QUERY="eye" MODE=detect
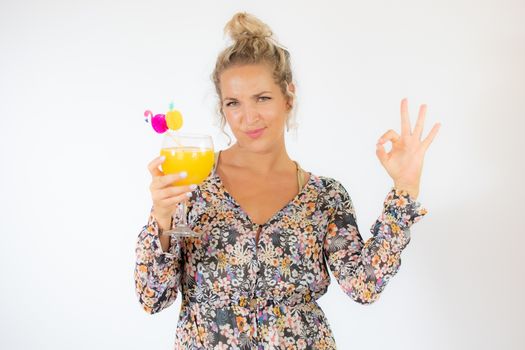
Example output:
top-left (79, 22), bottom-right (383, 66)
top-left (258, 96), bottom-right (271, 102)
top-left (225, 101), bottom-right (238, 107)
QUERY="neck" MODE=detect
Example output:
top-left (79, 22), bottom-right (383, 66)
top-left (227, 141), bottom-right (294, 176)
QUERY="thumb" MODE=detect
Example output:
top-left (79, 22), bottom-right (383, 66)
top-left (376, 142), bottom-right (388, 165)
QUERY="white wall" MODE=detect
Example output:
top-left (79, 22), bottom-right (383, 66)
top-left (1, 0), bottom-right (523, 349)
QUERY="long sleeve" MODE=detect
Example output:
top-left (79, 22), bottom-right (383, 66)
top-left (322, 179), bottom-right (428, 304)
top-left (134, 206), bottom-right (183, 314)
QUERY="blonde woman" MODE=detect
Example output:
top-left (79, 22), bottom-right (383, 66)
top-left (134, 12), bottom-right (440, 349)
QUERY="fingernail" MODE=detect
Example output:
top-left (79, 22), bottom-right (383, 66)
top-left (160, 156), bottom-right (165, 161)
top-left (186, 192), bottom-right (192, 197)
top-left (179, 171), bottom-right (187, 178)
top-left (189, 184), bottom-right (197, 190)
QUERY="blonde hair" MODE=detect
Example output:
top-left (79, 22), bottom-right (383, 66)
top-left (212, 12), bottom-right (297, 145)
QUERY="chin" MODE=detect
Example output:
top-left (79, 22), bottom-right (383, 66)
top-left (235, 137), bottom-right (280, 154)
top-left (237, 141), bottom-right (269, 153)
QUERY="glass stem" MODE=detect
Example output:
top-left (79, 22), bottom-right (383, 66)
top-left (176, 201), bottom-right (188, 227)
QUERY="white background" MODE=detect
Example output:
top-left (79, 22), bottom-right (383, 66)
top-left (1, 0), bottom-right (523, 349)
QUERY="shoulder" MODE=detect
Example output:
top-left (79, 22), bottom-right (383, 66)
top-left (311, 175), bottom-right (356, 219)
top-left (310, 174), bottom-right (353, 203)
top-left (313, 174), bottom-right (349, 192)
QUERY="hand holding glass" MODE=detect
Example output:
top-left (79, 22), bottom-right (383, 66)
top-left (159, 131), bottom-right (214, 237)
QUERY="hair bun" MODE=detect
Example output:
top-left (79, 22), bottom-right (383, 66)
top-left (224, 12), bottom-right (273, 42)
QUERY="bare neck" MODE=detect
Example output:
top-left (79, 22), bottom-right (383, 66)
top-left (223, 142), bottom-right (295, 176)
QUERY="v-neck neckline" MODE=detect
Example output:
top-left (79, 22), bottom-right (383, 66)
top-left (210, 150), bottom-right (315, 228)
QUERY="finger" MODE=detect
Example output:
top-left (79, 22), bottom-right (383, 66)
top-left (148, 156), bottom-right (166, 177)
top-left (421, 122), bottom-right (441, 152)
top-left (413, 104), bottom-right (427, 141)
top-left (400, 98), bottom-right (411, 137)
top-left (158, 192), bottom-right (191, 208)
top-left (155, 184), bottom-right (195, 201)
top-left (376, 129), bottom-right (400, 165)
top-left (376, 141), bottom-right (389, 165)
top-left (151, 172), bottom-right (189, 190)
top-left (377, 129), bottom-right (401, 146)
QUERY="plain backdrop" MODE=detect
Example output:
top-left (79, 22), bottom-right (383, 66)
top-left (1, 0), bottom-right (524, 349)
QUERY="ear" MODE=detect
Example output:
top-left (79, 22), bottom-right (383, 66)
top-left (286, 82), bottom-right (295, 109)
top-left (287, 82), bottom-right (295, 94)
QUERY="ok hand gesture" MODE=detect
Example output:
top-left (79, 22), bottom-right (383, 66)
top-left (376, 98), bottom-right (441, 200)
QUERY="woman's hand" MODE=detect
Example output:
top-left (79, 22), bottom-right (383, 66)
top-left (148, 156), bottom-right (195, 231)
top-left (375, 98), bottom-right (441, 200)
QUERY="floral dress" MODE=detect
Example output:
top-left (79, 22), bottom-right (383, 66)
top-left (134, 152), bottom-right (428, 349)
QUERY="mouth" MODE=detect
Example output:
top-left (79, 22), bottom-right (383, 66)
top-left (245, 127), bottom-right (266, 139)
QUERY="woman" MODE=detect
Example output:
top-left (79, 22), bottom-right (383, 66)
top-left (134, 12), bottom-right (440, 349)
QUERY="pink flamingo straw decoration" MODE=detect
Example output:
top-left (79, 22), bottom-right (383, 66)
top-left (144, 102), bottom-right (183, 134)
top-left (144, 110), bottom-right (168, 134)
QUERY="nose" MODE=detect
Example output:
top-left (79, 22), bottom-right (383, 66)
top-left (242, 103), bottom-right (260, 126)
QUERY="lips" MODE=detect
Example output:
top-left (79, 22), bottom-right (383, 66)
top-left (245, 127), bottom-right (266, 139)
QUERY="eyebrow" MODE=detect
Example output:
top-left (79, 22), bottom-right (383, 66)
top-left (223, 91), bottom-right (273, 101)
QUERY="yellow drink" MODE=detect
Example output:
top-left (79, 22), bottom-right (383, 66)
top-left (160, 146), bottom-right (214, 186)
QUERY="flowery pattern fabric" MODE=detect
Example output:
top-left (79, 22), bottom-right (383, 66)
top-left (134, 157), bottom-right (428, 349)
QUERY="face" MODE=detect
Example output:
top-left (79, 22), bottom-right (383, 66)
top-left (219, 63), bottom-right (294, 152)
